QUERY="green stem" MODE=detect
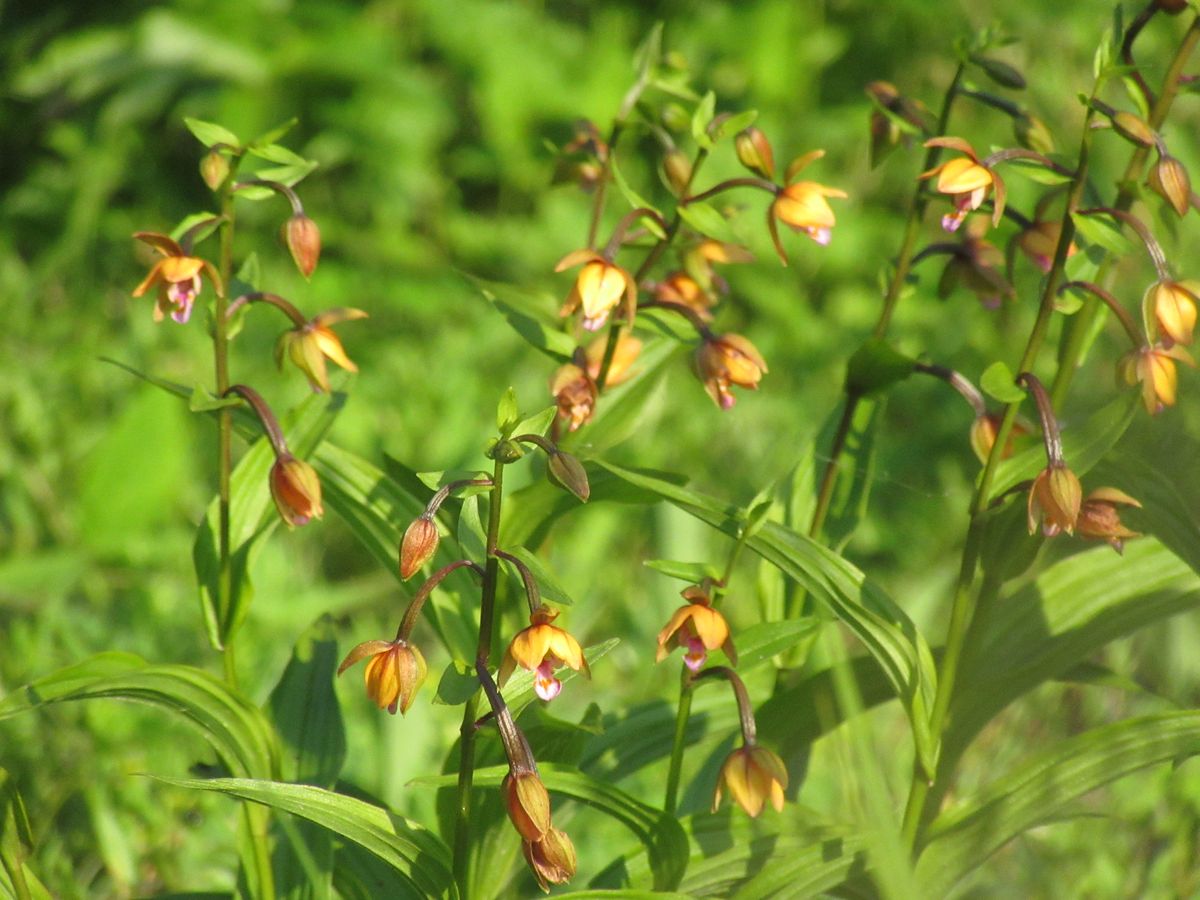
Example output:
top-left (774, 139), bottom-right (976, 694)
top-left (452, 457), bottom-right (507, 895)
top-left (804, 63), bottom-right (964, 551)
top-left (663, 667), bottom-right (694, 815)
top-left (902, 103), bottom-right (1097, 852)
top-left (1050, 16), bottom-right (1200, 407)
top-left (595, 147), bottom-right (709, 391)
top-left (215, 180), bottom-right (236, 674)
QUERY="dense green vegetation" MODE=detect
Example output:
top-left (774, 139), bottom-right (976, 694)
top-left (3, 1), bottom-right (1200, 897)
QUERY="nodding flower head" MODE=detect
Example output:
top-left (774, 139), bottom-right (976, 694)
top-left (337, 638), bottom-right (428, 715)
top-left (275, 308), bottom-right (368, 393)
top-left (131, 232), bottom-right (221, 324)
top-left (693, 334), bottom-right (768, 410)
top-left (498, 606), bottom-right (589, 702)
top-left (555, 250), bottom-right (637, 332)
top-left (1077, 487), bottom-right (1141, 553)
top-left (920, 138), bottom-right (1002, 233)
top-left (1027, 464), bottom-right (1082, 537)
top-left (656, 583), bottom-right (736, 671)
top-left (269, 453), bottom-right (324, 528)
top-left (1120, 343), bottom-right (1195, 415)
top-left (713, 744), bottom-right (788, 818)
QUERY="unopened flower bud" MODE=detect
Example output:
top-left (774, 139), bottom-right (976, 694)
top-left (200, 150), bottom-right (230, 191)
top-left (522, 826), bottom-right (576, 892)
top-left (694, 334), bottom-right (768, 409)
top-left (1146, 280), bottom-right (1199, 347)
top-left (1013, 112), bottom-right (1055, 154)
top-left (338, 638), bottom-right (427, 715)
top-left (270, 453), bottom-right (324, 528)
top-left (735, 127), bottom-right (775, 179)
top-left (1149, 153), bottom-right (1192, 218)
top-left (1157, 0), bottom-right (1189, 13)
top-left (663, 149), bottom-right (692, 195)
top-left (504, 771), bottom-right (552, 842)
top-left (969, 413), bottom-right (1028, 463)
top-left (1111, 111), bottom-right (1155, 148)
top-left (1027, 464), bottom-right (1082, 537)
top-left (661, 102), bottom-right (691, 133)
top-left (548, 450), bottom-right (589, 502)
top-left (399, 515), bottom-right (439, 580)
top-left (285, 213), bottom-right (321, 279)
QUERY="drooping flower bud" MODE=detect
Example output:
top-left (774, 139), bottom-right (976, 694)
top-left (969, 413), bottom-right (1029, 463)
top-left (1149, 153), bottom-right (1192, 218)
top-left (547, 450), bottom-right (590, 502)
top-left (399, 515), bottom-right (439, 580)
top-left (1111, 111), bottom-right (1155, 148)
top-left (693, 334), bottom-right (768, 409)
top-left (338, 638), bottom-right (428, 715)
top-left (504, 771), bottom-right (552, 842)
top-left (663, 149), bottom-right (692, 195)
top-left (200, 150), bottom-right (230, 191)
top-left (285, 213), bottom-right (321, 279)
top-left (1013, 112), bottom-right (1055, 154)
top-left (735, 127), bottom-right (775, 179)
top-left (270, 453), bottom-right (324, 527)
top-left (549, 363), bottom-right (597, 432)
top-left (522, 826), bottom-right (577, 892)
top-left (1027, 464), bottom-right (1082, 537)
top-left (1146, 280), bottom-right (1199, 347)
top-left (713, 744), bottom-right (788, 817)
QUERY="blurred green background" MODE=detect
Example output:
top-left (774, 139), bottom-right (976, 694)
top-left (3, 0), bottom-right (1200, 896)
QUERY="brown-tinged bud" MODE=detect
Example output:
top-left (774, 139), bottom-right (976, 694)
top-left (735, 127), bottom-right (775, 179)
top-left (399, 515), bottom-right (439, 580)
top-left (550, 363), bottom-right (597, 432)
top-left (969, 54), bottom-right (1027, 90)
top-left (1157, 0), bottom-right (1189, 13)
top-left (270, 453), bottom-right (323, 528)
top-left (1077, 487), bottom-right (1142, 553)
top-left (285, 213), bottom-right (321, 279)
top-left (522, 826), bottom-right (576, 892)
top-left (504, 771), bottom-right (552, 842)
top-left (663, 149), bottom-right (692, 195)
top-left (1149, 153), bottom-right (1192, 217)
top-left (1013, 112), bottom-right (1055, 154)
top-left (200, 150), bottom-right (230, 191)
top-left (1111, 112), bottom-right (1155, 148)
top-left (548, 450), bottom-right (589, 503)
top-left (969, 413), bottom-right (1028, 463)
top-left (338, 638), bottom-right (427, 715)
top-left (1027, 464), bottom-right (1082, 537)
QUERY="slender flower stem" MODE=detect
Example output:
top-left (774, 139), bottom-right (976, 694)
top-left (902, 101), bottom-right (1098, 852)
top-left (494, 549), bottom-right (542, 616)
top-left (1059, 281), bottom-right (1143, 347)
top-left (225, 291), bottom-right (307, 326)
top-left (602, 207), bottom-right (670, 259)
top-left (682, 176), bottom-right (778, 207)
top-left (397, 560), bottom-right (484, 642)
top-left (475, 659), bottom-right (535, 771)
top-left (214, 179), bottom-right (236, 680)
top-left (662, 667), bottom-right (694, 815)
top-left (913, 363), bottom-right (986, 417)
top-left (425, 478), bottom-right (494, 517)
top-left (639, 300), bottom-right (715, 339)
top-left (1076, 207), bottom-right (1170, 279)
top-left (802, 63), bottom-right (964, 558)
top-left (690, 666), bottom-right (757, 744)
top-left (595, 147), bottom-right (709, 391)
top-left (233, 179), bottom-right (304, 215)
top-left (224, 385), bottom-right (289, 456)
top-left (1050, 16), bottom-right (1200, 407)
top-left (1018, 373), bottom-right (1064, 465)
top-left (452, 456), bottom-right (507, 894)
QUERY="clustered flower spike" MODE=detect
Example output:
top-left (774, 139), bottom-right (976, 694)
top-left (337, 638), bottom-right (428, 715)
top-left (276, 307), bottom-right (369, 393)
top-left (713, 744), bottom-right (788, 818)
top-left (556, 249), bottom-right (637, 331)
top-left (499, 606), bottom-right (589, 701)
top-left (920, 138), bottom-right (1003, 233)
top-left (656, 583), bottom-right (736, 671)
top-left (693, 333), bottom-right (768, 409)
top-left (131, 232), bottom-right (223, 324)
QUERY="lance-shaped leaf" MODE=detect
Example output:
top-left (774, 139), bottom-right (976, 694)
top-left (918, 712), bottom-right (1200, 896)
top-left (594, 461), bottom-right (940, 778)
top-left (156, 777), bottom-right (454, 900)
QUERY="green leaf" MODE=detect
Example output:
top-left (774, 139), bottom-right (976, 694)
top-left (988, 390), bottom-right (1139, 501)
top-left (184, 117), bottom-right (240, 148)
top-left (709, 109), bottom-right (758, 143)
top-left (456, 495), bottom-right (487, 563)
top-left (979, 360), bottom-right (1025, 403)
top-left (676, 201), bottom-right (739, 245)
top-left (691, 91), bottom-right (717, 149)
top-left (0, 654), bottom-right (278, 779)
top-left (194, 390), bottom-right (345, 649)
top-left (843, 339), bottom-right (915, 396)
top-left (945, 538), bottom-right (1200, 768)
top-left (512, 405), bottom-right (557, 441)
top-left (170, 211), bottom-right (223, 245)
top-left (189, 385), bottom-right (242, 413)
top-left (415, 763), bottom-right (687, 891)
top-left (594, 462), bottom-right (940, 779)
top-left (246, 143), bottom-right (310, 167)
top-left (643, 560), bottom-right (721, 583)
top-left (1005, 156), bottom-right (1074, 186)
top-left (467, 273), bottom-right (576, 362)
top-left (821, 397), bottom-right (882, 552)
top-left (156, 777), bottom-right (454, 899)
top-left (433, 660), bottom-right (479, 706)
top-left (1071, 210), bottom-right (1136, 255)
top-left (266, 615), bottom-right (346, 787)
top-left (496, 387), bottom-right (519, 433)
top-left (609, 159), bottom-right (665, 238)
top-left (248, 117), bottom-right (299, 149)
top-left (918, 712), bottom-right (1200, 896)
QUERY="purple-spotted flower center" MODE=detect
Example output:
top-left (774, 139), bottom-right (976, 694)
top-left (682, 635), bottom-right (708, 671)
top-left (534, 660), bottom-right (563, 701)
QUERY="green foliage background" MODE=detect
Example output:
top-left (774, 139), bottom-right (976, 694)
top-left (3, 0), bottom-right (1200, 896)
